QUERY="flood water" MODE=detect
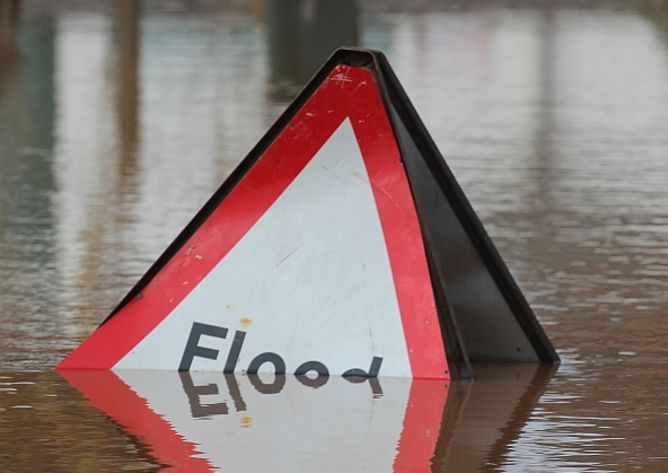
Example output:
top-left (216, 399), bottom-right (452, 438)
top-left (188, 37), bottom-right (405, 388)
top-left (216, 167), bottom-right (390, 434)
top-left (2, 0), bottom-right (668, 471)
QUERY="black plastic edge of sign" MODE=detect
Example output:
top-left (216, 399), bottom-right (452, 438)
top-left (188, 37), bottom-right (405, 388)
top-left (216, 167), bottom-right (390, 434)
top-left (370, 50), bottom-right (559, 365)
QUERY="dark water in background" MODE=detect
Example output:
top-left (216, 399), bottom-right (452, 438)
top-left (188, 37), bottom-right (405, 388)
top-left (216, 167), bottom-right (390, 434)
top-left (1, 0), bottom-right (668, 471)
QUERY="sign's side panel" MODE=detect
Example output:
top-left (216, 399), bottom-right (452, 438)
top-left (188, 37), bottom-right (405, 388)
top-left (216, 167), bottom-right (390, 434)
top-left (375, 53), bottom-right (558, 363)
top-left (388, 104), bottom-right (538, 362)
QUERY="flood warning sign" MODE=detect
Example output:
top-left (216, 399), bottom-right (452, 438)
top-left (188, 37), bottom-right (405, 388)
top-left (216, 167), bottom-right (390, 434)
top-left (57, 49), bottom-right (558, 379)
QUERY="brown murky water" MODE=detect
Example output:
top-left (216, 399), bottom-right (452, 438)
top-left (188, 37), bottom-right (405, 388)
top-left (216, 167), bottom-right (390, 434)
top-left (2, 0), bottom-right (668, 471)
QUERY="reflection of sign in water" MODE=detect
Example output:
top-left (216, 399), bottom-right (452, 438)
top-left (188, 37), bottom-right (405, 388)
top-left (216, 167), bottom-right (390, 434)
top-left (58, 49), bottom-right (558, 379)
top-left (62, 371), bottom-right (448, 472)
top-left (61, 365), bottom-right (555, 471)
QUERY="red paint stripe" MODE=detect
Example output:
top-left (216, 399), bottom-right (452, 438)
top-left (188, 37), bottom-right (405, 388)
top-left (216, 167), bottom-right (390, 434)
top-left (348, 69), bottom-right (447, 379)
top-left (393, 380), bottom-right (449, 472)
top-left (60, 370), bottom-right (214, 473)
top-left (57, 65), bottom-right (448, 379)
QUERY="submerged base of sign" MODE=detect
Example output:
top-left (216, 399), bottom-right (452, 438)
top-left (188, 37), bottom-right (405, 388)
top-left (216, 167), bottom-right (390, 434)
top-left (57, 48), bottom-right (558, 380)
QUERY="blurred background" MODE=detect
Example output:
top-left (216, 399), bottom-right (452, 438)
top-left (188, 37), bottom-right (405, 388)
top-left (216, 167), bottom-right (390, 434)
top-left (1, 0), bottom-right (668, 471)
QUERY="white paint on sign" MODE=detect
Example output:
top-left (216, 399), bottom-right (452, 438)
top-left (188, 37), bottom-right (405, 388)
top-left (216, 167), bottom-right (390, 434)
top-left (114, 119), bottom-right (411, 377)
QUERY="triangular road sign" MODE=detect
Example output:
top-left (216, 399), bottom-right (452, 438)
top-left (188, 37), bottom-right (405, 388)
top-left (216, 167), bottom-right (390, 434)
top-left (58, 48), bottom-right (558, 379)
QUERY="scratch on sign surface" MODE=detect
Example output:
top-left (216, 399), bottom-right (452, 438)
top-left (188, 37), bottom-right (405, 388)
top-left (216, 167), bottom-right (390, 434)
top-left (276, 247), bottom-right (299, 268)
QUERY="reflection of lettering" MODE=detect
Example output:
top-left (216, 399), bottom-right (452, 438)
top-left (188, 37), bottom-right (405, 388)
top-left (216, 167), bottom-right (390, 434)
top-left (248, 372), bottom-right (285, 394)
top-left (179, 322), bottom-right (384, 379)
top-left (343, 357), bottom-right (384, 398)
top-left (295, 361), bottom-right (329, 388)
top-left (224, 373), bottom-right (247, 412)
top-left (179, 371), bottom-right (386, 419)
top-left (179, 371), bottom-right (229, 417)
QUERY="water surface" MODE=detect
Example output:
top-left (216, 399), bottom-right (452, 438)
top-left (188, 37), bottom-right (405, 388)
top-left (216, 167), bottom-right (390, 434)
top-left (2, 0), bottom-right (668, 471)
